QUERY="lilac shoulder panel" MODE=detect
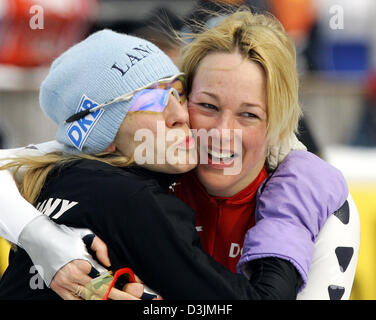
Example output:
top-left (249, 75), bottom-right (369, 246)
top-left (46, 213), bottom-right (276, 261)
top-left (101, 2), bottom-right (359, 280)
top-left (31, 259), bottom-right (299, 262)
top-left (238, 150), bottom-right (348, 290)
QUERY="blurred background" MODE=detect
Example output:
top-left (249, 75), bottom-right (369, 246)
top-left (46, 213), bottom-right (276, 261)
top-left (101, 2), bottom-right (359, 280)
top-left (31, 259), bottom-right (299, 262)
top-left (0, 0), bottom-right (375, 299)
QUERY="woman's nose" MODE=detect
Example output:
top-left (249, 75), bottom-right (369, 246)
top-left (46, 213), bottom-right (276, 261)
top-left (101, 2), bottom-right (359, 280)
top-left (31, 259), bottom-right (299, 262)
top-left (164, 95), bottom-right (189, 128)
top-left (216, 111), bottom-right (235, 131)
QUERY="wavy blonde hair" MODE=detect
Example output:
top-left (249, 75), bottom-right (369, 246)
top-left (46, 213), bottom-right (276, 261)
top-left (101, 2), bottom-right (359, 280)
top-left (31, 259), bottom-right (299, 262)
top-left (179, 7), bottom-right (302, 146)
top-left (1, 152), bottom-right (133, 206)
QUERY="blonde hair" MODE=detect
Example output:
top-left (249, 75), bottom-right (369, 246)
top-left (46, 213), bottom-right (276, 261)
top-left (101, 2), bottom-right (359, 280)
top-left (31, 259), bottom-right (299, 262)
top-left (1, 153), bottom-right (133, 206)
top-left (179, 7), bottom-right (302, 146)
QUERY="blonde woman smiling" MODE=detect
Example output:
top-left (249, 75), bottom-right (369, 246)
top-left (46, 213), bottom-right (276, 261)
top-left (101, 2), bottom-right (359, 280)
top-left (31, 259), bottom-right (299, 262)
top-left (0, 10), bottom-right (352, 299)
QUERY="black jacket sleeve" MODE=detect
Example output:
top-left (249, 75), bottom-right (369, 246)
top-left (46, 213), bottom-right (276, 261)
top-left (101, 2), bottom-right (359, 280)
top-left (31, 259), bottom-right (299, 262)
top-left (0, 161), bottom-right (301, 300)
top-left (242, 258), bottom-right (303, 299)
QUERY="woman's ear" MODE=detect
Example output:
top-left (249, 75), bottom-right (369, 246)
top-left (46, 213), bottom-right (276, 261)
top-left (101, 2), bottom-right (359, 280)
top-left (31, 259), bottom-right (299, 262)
top-left (105, 142), bottom-right (116, 153)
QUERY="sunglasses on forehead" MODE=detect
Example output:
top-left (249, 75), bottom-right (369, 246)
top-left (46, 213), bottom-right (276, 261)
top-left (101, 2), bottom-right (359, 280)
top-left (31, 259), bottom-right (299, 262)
top-left (64, 73), bottom-right (186, 124)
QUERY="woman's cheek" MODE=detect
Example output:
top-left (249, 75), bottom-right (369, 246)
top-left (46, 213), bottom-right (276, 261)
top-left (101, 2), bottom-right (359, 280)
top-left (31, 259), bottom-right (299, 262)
top-left (187, 107), bottom-right (204, 130)
top-left (242, 126), bottom-right (269, 159)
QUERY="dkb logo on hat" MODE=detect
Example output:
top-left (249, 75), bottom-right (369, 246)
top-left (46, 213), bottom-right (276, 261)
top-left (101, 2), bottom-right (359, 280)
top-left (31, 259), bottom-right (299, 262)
top-left (67, 95), bottom-right (104, 150)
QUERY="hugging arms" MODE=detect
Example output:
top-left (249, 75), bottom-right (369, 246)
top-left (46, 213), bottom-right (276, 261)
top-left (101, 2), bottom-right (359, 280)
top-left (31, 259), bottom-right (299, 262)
top-left (0, 8), bottom-right (357, 300)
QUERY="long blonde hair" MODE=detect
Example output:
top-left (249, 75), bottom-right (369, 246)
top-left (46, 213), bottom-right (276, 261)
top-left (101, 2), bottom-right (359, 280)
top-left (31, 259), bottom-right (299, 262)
top-left (1, 152), bottom-right (133, 206)
top-left (179, 7), bottom-right (302, 146)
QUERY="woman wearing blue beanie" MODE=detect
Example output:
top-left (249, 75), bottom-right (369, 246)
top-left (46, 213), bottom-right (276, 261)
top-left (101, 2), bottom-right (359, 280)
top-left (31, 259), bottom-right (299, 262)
top-left (0, 9), bottom-right (358, 300)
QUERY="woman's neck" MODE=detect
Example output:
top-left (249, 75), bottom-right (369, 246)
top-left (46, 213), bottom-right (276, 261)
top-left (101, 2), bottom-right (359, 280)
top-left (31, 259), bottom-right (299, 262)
top-left (203, 167), bottom-right (267, 198)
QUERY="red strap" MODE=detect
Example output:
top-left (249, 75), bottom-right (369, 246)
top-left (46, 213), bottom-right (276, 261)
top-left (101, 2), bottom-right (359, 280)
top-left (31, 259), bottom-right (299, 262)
top-left (103, 268), bottom-right (136, 300)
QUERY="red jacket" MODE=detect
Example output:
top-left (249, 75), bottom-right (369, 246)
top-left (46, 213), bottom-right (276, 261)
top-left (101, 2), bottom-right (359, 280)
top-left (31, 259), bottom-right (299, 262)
top-left (173, 168), bottom-right (268, 272)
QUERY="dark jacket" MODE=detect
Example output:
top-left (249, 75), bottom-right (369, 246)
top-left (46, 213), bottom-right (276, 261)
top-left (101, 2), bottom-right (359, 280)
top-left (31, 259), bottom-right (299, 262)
top-left (0, 159), bottom-right (301, 300)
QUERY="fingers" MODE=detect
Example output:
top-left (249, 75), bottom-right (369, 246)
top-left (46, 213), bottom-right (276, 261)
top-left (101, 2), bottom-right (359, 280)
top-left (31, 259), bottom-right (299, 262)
top-left (123, 283), bottom-right (144, 297)
top-left (71, 283), bottom-right (105, 300)
top-left (106, 287), bottom-right (140, 300)
top-left (90, 236), bottom-right (111, 267)
top-left (51, 261), bottom-right (109, 300)
top-left (50, 259), bottom-right (141, 300)
top-left (81, 233), bottom-right (111, 268)
top-left (123, 283), bottom-right (162, 300)
top-left (49, 258), bottom-right (157, 301)
top-left (50, 260), bottom-right (97, 300)
top-left (52, 285), bottom-right (83, 300)
top-left (84, 274), bottom-right (141, 300)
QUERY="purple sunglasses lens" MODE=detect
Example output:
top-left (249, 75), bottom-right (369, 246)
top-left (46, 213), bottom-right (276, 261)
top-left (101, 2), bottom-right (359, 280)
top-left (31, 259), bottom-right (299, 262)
top-left (128, 89), bottom-right (171, 113)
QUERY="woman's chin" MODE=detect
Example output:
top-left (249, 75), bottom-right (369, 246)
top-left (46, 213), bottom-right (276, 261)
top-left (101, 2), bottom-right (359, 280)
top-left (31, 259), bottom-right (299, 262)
top-left (196, 165), bottom-right (237, 196)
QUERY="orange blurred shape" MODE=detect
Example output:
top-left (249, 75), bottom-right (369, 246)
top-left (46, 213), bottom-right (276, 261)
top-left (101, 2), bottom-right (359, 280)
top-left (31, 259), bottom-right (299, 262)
top-left (269, 0), bottom-right (316, 38)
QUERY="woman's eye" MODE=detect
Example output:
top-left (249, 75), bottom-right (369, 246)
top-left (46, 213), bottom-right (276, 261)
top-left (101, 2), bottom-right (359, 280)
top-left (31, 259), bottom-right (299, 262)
top-left (200, 103), bottom-right (218, 111)
top-left (241, 112), bottom-right (258, 119)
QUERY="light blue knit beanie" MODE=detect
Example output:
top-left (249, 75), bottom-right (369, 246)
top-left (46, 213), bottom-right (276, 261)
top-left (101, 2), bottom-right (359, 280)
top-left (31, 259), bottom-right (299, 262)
top-left (39, 29), bottom-right (179, 154)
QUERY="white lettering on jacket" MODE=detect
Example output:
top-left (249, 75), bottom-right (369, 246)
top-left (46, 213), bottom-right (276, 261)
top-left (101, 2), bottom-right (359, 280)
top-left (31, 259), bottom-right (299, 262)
top-left (229, 242), bottom-right (243, 258)
top-left (36, 198), bottom-right (78, 220)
